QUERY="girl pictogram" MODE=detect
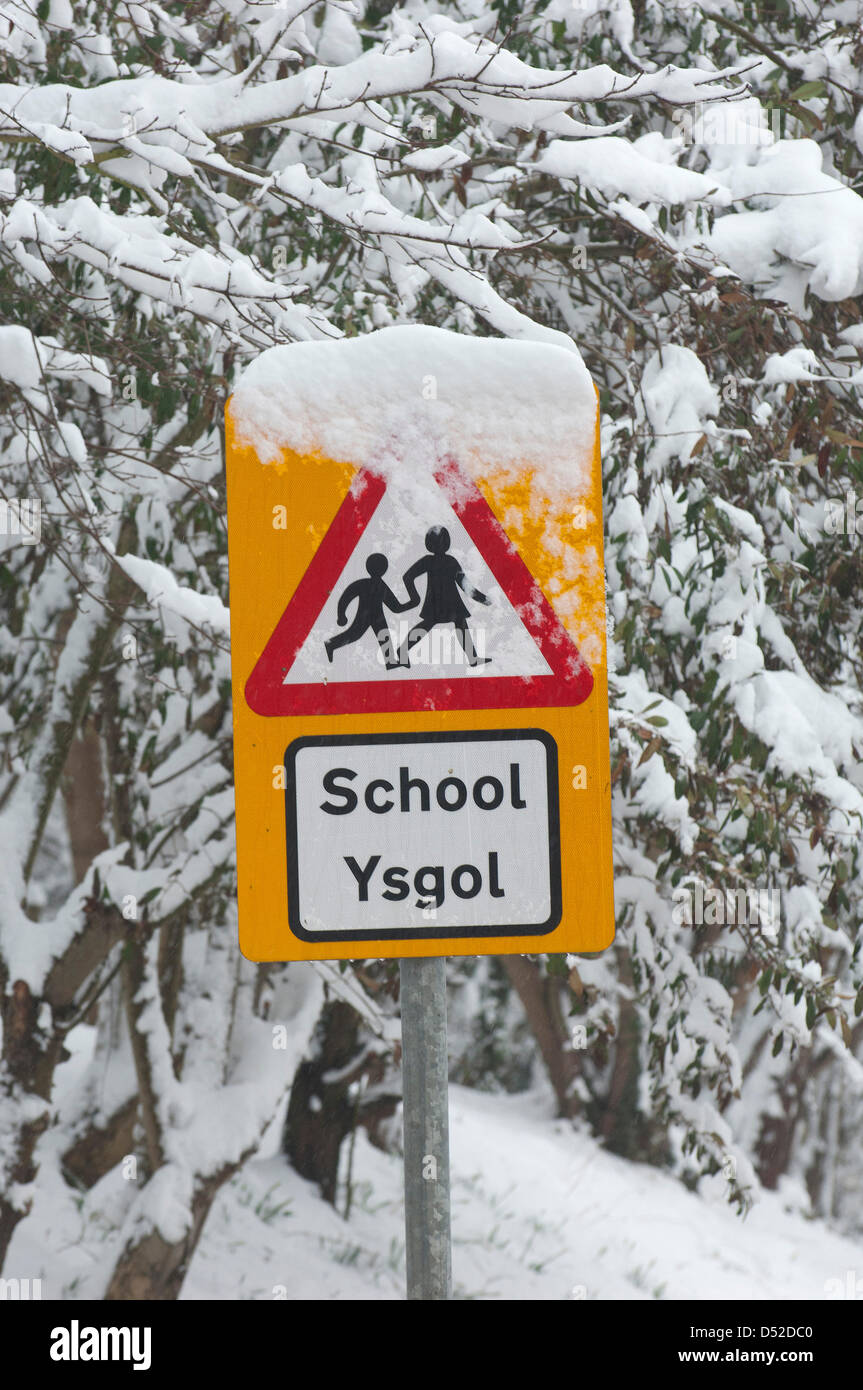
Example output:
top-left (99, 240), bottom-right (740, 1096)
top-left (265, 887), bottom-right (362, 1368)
top-left (397, 526), bottom-right (491, 668)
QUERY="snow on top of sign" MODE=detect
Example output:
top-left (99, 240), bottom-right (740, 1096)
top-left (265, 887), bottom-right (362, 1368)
top-left (228, 325), bottom-right (597, 498)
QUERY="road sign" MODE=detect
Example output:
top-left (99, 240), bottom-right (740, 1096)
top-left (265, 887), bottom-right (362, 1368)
top-left (226, 332), bottom-right (614, 961)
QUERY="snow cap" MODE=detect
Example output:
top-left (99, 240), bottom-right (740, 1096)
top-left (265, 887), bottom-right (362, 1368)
top-left (229, 324), bottom-right (597, 497)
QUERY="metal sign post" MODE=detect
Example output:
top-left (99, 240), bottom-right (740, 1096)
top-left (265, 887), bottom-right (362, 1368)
top-left (400, 956), bottom-right (452, 1300)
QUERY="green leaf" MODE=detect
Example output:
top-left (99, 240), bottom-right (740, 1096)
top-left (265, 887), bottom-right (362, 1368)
top-left (772, 1034), bottom-right (783, 1057)
top-left (789, 80), bottom-right (826, 100)
top-left (792, 105), bottom-right (822, 134)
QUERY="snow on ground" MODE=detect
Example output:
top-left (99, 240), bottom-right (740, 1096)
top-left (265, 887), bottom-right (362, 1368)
top-left (180, 1086), bottom-right (863, 1301)
top-left (9, 1079), bottom-right (861, 1300)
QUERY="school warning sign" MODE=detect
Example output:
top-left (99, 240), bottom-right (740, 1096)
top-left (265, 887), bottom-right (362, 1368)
top-left (225, 326), bottom-right (614, 963)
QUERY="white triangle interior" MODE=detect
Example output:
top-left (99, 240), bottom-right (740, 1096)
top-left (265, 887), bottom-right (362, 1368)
top-left (282, 477), bottom-right (553, 685)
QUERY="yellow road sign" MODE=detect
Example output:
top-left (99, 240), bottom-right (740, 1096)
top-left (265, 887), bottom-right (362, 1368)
top-left (226, 332), bottom-right (614, 961)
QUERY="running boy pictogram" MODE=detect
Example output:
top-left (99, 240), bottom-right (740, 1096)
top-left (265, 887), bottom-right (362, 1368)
top-left (324, 553), bottom-right (411, 671)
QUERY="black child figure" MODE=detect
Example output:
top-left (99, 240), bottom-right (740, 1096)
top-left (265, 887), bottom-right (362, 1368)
top-left (324, 553), bottom-right (411, 671)
top-left (398, 525), bottom-right (491, 668)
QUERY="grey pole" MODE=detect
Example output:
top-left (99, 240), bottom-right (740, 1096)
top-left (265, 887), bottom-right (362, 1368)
top-left (400, 955), bottom-right (452, 1300)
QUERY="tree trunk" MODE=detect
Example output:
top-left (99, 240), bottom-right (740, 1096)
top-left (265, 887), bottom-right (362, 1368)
top-left (61, 724), bottom-right (109, 885)
top-left (755, 1052), bottom-right (812, 1189)
top-left (503, 956), bottom-right (581, 1118)
top-left (283, 1000), bottom-right (364, 1203)
top-left (62, 1096), bottom-right (138, 1189)
top-left (0, 980), bottom-right (51, 1266)
top-left (104, 1165), bottom-right (238, 1301)
top-left (599, 994), bottom-right (642, 1158)
top-left (283, 998), bottom-right (398, 1203)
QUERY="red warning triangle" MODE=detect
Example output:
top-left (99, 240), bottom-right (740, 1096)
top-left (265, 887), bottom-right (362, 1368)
top-left (245, 461), bottom-right (594, 716)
